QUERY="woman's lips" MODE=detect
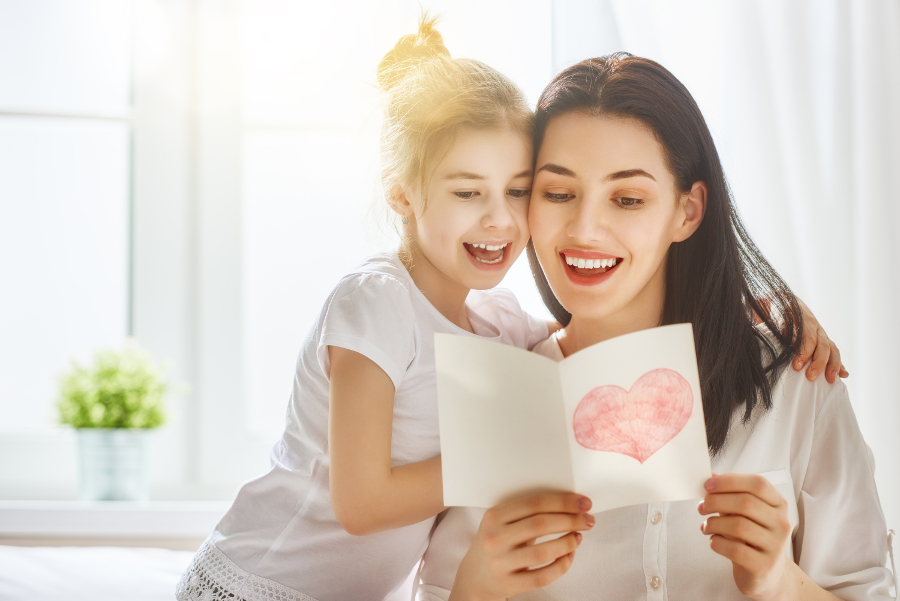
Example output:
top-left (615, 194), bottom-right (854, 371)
top-left (560, 251), bottom-right (621, 286)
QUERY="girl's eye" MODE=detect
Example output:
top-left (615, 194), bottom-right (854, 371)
top-left (614, 196), bottom-right (643, 208)
top-left (544, 192), bottom-right (574, 203)
top-left (507, 188), bottom-right (531, 198)
top-left (454, 191), bottom-right (479, 200)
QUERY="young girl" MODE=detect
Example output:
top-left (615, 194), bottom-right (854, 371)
top-left (177, 22), bottom-right (845, 601)
top-left (416, 55), bottom-right (892, 600)
top-left (175, 19), bottom-right (549, 601)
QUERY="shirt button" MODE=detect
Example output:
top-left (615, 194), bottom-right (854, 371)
top-left (650, 511), bottom-right (662, 524)
top-left (650, 576), bottom-right (661, 590)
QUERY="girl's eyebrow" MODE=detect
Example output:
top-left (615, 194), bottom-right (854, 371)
top-left (444, 171), bottom-right (485, 180)
top-left (443, 169), bottom-right (533, 180)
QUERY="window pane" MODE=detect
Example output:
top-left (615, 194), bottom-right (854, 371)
top-left (241, 0), bottom-right (401, 128)
top-left (241, 130), bottom-right (382, 436)
top-left (0, 0), bottom-right (131, 115)
top-left (0, 117), bottom-right (130, 431)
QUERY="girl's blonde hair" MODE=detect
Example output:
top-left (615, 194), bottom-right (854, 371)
top-left (377, 17), bottom-right (533, 208)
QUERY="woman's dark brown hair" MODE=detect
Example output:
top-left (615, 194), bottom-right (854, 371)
top-left (527, 53), bottom-right (802, 454)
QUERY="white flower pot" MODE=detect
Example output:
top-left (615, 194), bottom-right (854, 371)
top-left (77, 428), bottom-right (151, 501)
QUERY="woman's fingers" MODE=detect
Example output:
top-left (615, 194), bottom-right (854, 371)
top-left (510, 550), bottom-right (577, 593)
top-left (483, 493), bottom-right (591, 529)
top-left (506, 531), bottom-right (582, 572)
top-left (702, 474), bottom-right (784, 507)
top-left (503, 512), bottom-right (594, 548)
top-left (701, 515), bottom-right (782, 553)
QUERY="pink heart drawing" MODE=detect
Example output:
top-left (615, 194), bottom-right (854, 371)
top-left (573, 368), bottom-right (693, 464)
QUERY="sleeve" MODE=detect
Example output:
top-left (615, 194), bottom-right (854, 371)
top-left (316, 273), bottom-right (418, 391)
top-left (795, 383), bottom-right (895, 600)
top-left (416, 507), bottom-right (486, 601)
top-left (470, 288), bottom-right (550, 350)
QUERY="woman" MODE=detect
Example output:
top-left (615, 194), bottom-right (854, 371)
top-left (416, 54), bottom-right (893, 601)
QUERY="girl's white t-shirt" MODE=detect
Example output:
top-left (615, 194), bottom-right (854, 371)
top-left (177, 253), bottom-right (549, 601)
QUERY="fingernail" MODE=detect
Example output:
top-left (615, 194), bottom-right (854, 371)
top-left (697, 500), bottom-right (704, 513)
top-left (578, 497), bottom-right (592, 511)
top-left (704, 477), bottom-right (717, 492)
top-left (575, 532), bottom-right (583, 543)
top-left (584, 514), bottom-right (595, 527)
top-left (700, 521), bottom-right (706, 534)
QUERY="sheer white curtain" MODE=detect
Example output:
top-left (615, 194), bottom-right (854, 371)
top-left (554, 0), bottom-right (900, 530)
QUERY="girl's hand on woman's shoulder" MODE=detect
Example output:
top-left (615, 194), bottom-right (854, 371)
top-left (449, 493), bottom-right (594, 601)
top-left (793, 298), bottom-right (848, 383)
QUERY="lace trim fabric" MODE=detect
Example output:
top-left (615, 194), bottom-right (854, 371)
top-left (176, 539), bottom-right (321, 601)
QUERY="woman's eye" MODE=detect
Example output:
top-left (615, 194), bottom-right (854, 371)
top-left (454, 190), bottom-right (479, 200)
top-left (507, 188), bottom-right (531, 198)
top-left (614, 196), bottom-right (643, 208)
top-left (544, 192), bottom-right (574, 202)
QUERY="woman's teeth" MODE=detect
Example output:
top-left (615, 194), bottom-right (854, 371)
top-left (564, 255), bottom-right (618, 269)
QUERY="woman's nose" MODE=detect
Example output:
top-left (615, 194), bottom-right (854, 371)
top-left (566, 197), bottom-right (607, 242)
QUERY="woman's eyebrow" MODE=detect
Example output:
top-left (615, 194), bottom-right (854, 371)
top-left (536, 163), bottom-right (576, 177)
top-left (604, 168), bottom-right (656, 182)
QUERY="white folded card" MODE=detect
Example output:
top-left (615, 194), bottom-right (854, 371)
top-left (435, 323), bottom-right (712, 514)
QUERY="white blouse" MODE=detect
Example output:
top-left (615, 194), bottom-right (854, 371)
top-left (417, 334), bottom-right (895, 601)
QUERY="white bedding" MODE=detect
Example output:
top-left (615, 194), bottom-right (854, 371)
top-left (0, 545), bottom-right (195, 601)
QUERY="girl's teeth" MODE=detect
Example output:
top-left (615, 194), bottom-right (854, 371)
top-left (471, 243), bottom-right (507, 251)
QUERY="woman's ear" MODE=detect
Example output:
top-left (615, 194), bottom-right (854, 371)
top-left (672, 181), bottom-right (707, 242)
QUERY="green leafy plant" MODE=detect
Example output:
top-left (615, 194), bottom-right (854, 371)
top-left (58, 343), bottom-right (169, 429)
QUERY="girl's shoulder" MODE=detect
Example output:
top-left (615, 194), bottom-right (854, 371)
top-left (327, 253), bottom-right (416, 307)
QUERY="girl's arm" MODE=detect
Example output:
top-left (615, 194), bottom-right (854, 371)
top-left (448, 493), bottom-right (593, 601)
top-left (698, 474), bottom-right (840, 601)
top-left (328, 346), bottom-right (445, 536)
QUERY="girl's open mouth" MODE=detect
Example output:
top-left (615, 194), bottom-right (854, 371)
top-left (464, 242), bottom-right (510, 268)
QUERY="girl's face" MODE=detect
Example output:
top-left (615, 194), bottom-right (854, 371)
top-left (529, 112), bottom-right (704, 327)
top-left (400, 126), bottom-right (533, 291)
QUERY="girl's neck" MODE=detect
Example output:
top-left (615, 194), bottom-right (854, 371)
top-left (403, 246), bottom-right (474, 333)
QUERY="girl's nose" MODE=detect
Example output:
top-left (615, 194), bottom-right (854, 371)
top-left (480, 193), bottom-right (516, 229)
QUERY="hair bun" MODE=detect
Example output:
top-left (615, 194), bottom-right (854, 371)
top-left (377, 16), bottom-right (450, 91)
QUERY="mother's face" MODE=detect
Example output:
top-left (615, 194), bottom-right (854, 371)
top-left (528, 112), bottom-right (704, 323)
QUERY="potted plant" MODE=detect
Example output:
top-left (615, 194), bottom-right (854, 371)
top-left (57, 342), bottom-right (169, 501)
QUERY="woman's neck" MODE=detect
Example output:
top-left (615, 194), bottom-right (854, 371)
top-left (557, 278), bottom-right (666, 357)
top-left (403, 246), bottom-right (473, 333)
